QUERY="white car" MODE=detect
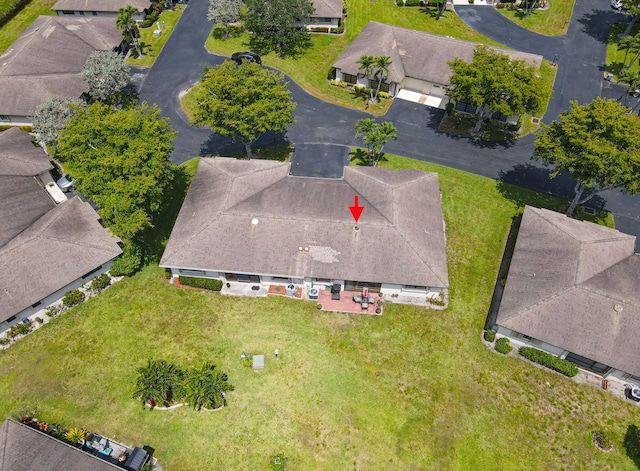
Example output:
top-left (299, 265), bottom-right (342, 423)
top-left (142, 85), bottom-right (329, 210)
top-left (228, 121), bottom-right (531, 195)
top-left (57, 175), bottom-right (75, 192)
top-left (611, 0), bottom-right (628, 10)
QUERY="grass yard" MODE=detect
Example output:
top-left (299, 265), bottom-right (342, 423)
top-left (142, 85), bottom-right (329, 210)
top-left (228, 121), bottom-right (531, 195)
top-left (496, 0), bottom-right (574, 36)
top-left (204, 0), bottom-right (504, 113)
top-left (126, 5), bottom-right (185, 68)
top-left (0, 155), bottom-right (637, 470)
top-left (605, 22), bottom-right (640, 81)
top-left (0, 0), bottom-right (56, 54)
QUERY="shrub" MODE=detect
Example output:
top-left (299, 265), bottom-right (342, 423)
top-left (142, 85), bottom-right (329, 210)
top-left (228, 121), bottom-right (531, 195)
top-left (140, 19), bottom-right (153, 28)
top-left (90, 273), bottom-right (111, 292)
top-left (378, 91), bottom-right (390, 99)
top-left (330, 79), bottom-right (348, 88)
top-left (164, 268), bottom-right (172, 279)
top-left (495, 337), bottom-right (512, 354)
top-left (332, 26), bottom-right (344, 34)
top-left (593, 431), bottom-right (613, 451)
top-left (484, 330), bottom-right (496, 343)
top-left (0, 337), bottom-right (10, 346)
top-left (111, 244), bottom-right (142, 276)
top-left (44, 305), bottom-right (58, 317)
top-left (64, 428), bottom-right (85, 445)
top-left (270, 454), bottom-right (287, 471)
top-left (445, 102), bottom-right (455, 114)
top-left (178, 276), bottom-right (223, 291)
top-left (63, 289), bottom-right (85, 308)
top-left (519, 346), bottom-right (579, 377)
top-left (403, 0), bottom-right (421, 5)
top-left (8, 323), bottom-right (30, 337)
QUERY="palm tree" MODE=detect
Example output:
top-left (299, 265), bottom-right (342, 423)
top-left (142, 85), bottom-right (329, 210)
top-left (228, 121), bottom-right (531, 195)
top-left (619, 34), bottom-right (640, 74)
top-left (132, 359), bottom-right (184, 407)
top-left (183, 363), bottom-right (234, 410)
top-left (354, 119), bottom-right (398, 166)
top-left (117, 5), bottom-right (142, 57)
top-left (354, 118), bottom-right (375, 159)
top-left (356, 55), bottom-right (375, 102)
top-left (371, 56), bottom-right (392, 103)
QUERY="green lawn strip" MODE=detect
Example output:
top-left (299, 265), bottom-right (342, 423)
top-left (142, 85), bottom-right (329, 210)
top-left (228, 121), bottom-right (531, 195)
top-left (1, 156), bottom-right (637, 469)
top-left (496, 0), bottom-right (574, 36)
top-left (605, 22), bottom-right (640, 81)
top-left (0, 0), bottom-right (56, 54)
top-left (126, 4), bottom-right (185, 68)
top-left (204, 0), bottom-right (504, 114)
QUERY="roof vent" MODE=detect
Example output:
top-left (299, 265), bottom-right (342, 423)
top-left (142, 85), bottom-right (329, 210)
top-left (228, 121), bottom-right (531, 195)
top-left (251, 218), bottom-right (259, 225)
top-left (304, 247), bottom-right (309, 252)
top-left (354, 225), bottom-right (360, 232)
top-left (614, 304), bottom-right (623, 313)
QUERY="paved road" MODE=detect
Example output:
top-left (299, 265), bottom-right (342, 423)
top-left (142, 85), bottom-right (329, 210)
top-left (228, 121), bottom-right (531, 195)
top-left (138, 0), bottom-right (639, 243)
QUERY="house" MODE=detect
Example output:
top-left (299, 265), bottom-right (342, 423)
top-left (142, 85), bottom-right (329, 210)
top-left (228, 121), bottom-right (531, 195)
top-left (160, 158), bottom-right (448, 304)
top-left (307, 0), bottom-right (342, 31)
top-left (493, 206), bottom-right (640, 384)
top-left (52, 0), bottom-right (151, 20)
top-left (332, 21), bottom-right (543, 116)
top-left (0, 128), bottom-right (122, 335)
top-left (0, 16), bottom-right (124, 126)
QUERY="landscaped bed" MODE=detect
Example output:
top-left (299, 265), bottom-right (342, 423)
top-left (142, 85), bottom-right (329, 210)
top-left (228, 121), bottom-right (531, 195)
top-left (0, 156), bottom-right (638, 469)
top-left (496, 0), bottom-right (575, 35)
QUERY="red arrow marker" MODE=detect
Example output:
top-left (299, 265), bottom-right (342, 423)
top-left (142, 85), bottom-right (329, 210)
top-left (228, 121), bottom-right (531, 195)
top-left (349, 195), bottom-right (364, 222)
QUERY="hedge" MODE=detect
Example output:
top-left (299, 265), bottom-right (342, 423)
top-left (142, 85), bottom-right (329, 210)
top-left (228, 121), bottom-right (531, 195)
top-left (519, 346), bottom-right (579, 377)
top-left (179, 276), bottom-right (223, 291)
top-left (63, 289), bottom-right (85, 307)
top-left (484, 330), bottom-right (496, 343)
top-left (495, 337), bottom-right (512, 354)
top-left (90, 273), bottom-right (111, 292)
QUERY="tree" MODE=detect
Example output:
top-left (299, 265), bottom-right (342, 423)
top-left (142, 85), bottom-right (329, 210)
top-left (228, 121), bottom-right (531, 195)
top-left (31, 96), bottom-right (84, 146)
top-left (447, 46), bottom-right (544, 134)
top-left (354, 119), bottom-right (398, 166)
top-left (183, 363), bottom-right (234, 410)
top-left (621, 0), bottom-right (640, 36)
top-left (428, 0), bottom-right (447, 19)
top-left (132, 359), bottom-right (185, 407)
top-left (191, 61), bottom-right (296, 159)
top-left (117, 5), bottom-right (142, 57)
top-left (523, 0), bottom-right (539, 17)
top-left (56, 102), bottom-right (177, 244)
top-left (532, 98), bottom-right (640, 215)
top-left (356, 55), bottom-right (392, 104)
top-left (81, 50), bottom-right (130, 102)
top-left (619, 33), bottom-right (640, 74)
top-left (245, 0), bottom-right (314, 57)
top-left (208, 0), bottom-right (243, 39)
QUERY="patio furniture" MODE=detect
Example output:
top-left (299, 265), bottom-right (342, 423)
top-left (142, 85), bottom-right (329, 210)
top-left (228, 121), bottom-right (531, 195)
top-left (331, 283), bottom-right (341, 300)
top-left (124, 447), bottom-right (149, 471)
top-left (353, 295), bottom-right (362, 303)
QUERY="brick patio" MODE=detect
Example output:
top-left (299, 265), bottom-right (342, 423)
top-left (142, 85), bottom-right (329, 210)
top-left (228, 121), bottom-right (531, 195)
top-left (316, 289), bottom-right (383, 315)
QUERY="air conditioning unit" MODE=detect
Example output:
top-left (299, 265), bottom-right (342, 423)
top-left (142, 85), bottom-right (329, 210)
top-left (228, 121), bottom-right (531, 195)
top-left (309, 288), bottom-right (319, 300)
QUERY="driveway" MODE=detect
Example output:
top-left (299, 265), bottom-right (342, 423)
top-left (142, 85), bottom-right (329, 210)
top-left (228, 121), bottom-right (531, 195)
top-left (138, 0), bottom-right (640, 244)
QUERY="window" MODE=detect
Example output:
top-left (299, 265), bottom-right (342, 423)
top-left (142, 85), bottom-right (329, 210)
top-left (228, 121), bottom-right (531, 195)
top-left (454, 101), bottom-right (476, 114)
top-left (82, 266), bottom-right (103, 279)
top-left (181, 269), bottom-right (206, 276)
top-left (62, 10), bottom-right (75, 14)
top-left (491, 110), bottom-right (508, 122)
top-left (370, 80), bottom-right (390, 93)
top-left (345, 281), bottom-right (381, 293)
top-left (79, 11), bottom-right (84, 15)
top-left (92, 11), bottom-right (97, 15)
top-left (0, 115), bottom-right (10, 122)
top-left (271, 276), bottom-right (291, 283)
top-left (6, 316), bottom-right (17, 323)
top-left (565, 352), bottom-right (610, 374)
top-left (31, 301), bottom-right (42, 308)
top-left (343, 73), bottom-right (357, 85)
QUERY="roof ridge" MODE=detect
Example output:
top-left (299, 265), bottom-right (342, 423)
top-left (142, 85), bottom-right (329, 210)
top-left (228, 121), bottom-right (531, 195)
top-left (575, 284), bottom-right (640, 309)
top-left (506, 284), bottom-right (576, 322)
top-left (0, 18), bottom-right (50, 73)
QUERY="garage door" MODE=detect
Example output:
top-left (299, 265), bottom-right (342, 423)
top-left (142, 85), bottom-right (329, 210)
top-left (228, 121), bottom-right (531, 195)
top-left (402, 77), bottom-right (431, 95)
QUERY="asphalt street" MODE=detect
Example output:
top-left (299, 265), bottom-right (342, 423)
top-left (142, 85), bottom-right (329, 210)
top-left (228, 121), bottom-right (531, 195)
top-left (137, 0), bottom-right (640, 244)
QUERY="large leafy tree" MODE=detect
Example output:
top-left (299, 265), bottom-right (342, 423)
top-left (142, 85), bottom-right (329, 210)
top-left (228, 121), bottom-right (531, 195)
top-left (245, 0), bottom-right (314, 57)
top-left (191, 61), bottom-right (296, 159)
top-left (132, 359), bottom-right (185, 407)
top-left (354, 119), bottom-right (398, 166)
top-left (207, 0), bottom-right (243, 39)
top-left (31, 96), bottom-right (84, 146)
top-left (81, 50), bottom-right (130, 102)
top-left (117, 5), bottom-right (142, 57)
top-left (532, 98), bottom-right (640, 215)
top-left (56, 102), bottom-right (177, 243)
top-left (447, 46), bottom-right (544, 134)
top-left (183, 363), bottom-right (234, 410)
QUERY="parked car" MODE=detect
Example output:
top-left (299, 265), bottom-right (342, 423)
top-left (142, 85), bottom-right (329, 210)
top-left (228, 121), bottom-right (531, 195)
top-left (611, 0), bottom-right (628, 10)
top-left (56, 174), bottom-right (75, 192)
top-left (231, 51), bottom-right (261, 65)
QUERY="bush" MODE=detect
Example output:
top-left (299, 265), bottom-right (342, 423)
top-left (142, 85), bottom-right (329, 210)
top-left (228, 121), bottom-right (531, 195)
top-left (111, 244), bottom-right (142, 276)
top-left (378, 91), bottom-right (390, 99)
top-left (519, 346), bottom-right (579, 377)
top-left (593, 431), bottom-right (613, 451)
top-left (0, 336), bottom-right (10, 345)
top-left (330, 79), bottom-right (348, 88)
top-left (402, 0), bottom-right (421, 5)
top-left (495, 337), bottom-right (512, 354)
top-left (63, 289), bottom-right (85, 308)
top-left (140, 19), bottom-right (153, 28)
top-left (178, 276), bottom-right (223, 291)
top-left (445, 102), bottom-right (454, 114)
top-left (331, 26), bottom-right (344, 34)
top-left (484, 330), bottom-right (496, 343)
top-left (90, 273), bottom-right (111, 292)
top-left (9, 323), bottom-right (30, 338)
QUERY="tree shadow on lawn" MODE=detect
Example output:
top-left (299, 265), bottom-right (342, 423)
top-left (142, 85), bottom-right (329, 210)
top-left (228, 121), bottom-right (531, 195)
top-left (624, 424), bottom-right (640, 469)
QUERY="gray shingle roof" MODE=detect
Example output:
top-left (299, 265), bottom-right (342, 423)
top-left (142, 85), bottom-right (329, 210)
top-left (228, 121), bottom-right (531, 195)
top-left (0, 16), bottom-right (122, 116)
top-left (52, 0), bottom-right (151, 13)
top-left (0, 128), bottom-right (52, 176)
top-left (496, 206), bottom-right (640, 376)
top-left (0, 419), bottom-right (122, 471)
top-left (161, 158), bottom-right (449, 288)
top-left (333, 21), bottom-right (543, 85)
top-left (311, 0), bottom-right (341, 18)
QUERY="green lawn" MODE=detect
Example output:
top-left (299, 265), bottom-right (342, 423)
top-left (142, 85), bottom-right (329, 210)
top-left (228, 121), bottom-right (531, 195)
top-left (204, 1), bottom-right (504, 113)
top-left (0, 155), bottom-right (636, 470)
top-left (126, 5), bottom-right (185, 68)
top-left (606, 22), bottom-right (640, 81)
top-left (0, 0), bottom-right (56, 54)
top-left (496, 0), bottom-right (574, 36)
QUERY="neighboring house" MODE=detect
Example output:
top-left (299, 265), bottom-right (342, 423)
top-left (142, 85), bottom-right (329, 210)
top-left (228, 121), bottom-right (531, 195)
top-left (160, 158), bottom-right (449, 304)
top-left (52, 0), bottom-right (151, 19)
top-left (0, 419), bottom-right (122, 471)
top-left (0, 128), bottom-right (122, 336)
top-left (332, 21), bottom-right (542, 117)
top-left (0, 16), bottom-right (124, 126)
top-left (307, 0), bottom-right (342, 31)
top-left (493, 206), bottom-right (640, 384)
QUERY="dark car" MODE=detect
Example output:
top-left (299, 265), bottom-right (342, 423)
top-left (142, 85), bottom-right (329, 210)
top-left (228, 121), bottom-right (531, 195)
top-left (231, 51), bottom-right (261, 65)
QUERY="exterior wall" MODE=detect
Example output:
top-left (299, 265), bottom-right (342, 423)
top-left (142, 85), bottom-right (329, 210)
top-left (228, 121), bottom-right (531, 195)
top-left (0, 116), bottom-right (32, 127)
top-left (0, 259), bottom-right (117, 337)
top-left (55, 10), bottom-right (145, 20)
top-left (494, 326), bottom-right (566, 356)
top-left (400, 78), bottom-right (448, 98)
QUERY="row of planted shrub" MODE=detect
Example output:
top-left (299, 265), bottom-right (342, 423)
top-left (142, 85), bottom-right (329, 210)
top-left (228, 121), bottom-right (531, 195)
top-left (488, 333), bottom-right (579, 377)
top-left (178, 275), bottom-right (222, 291)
